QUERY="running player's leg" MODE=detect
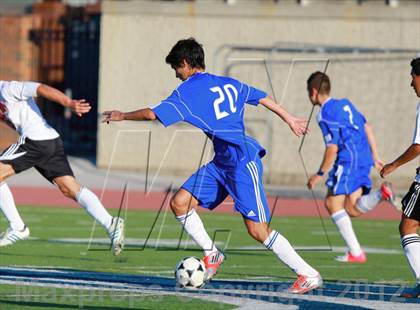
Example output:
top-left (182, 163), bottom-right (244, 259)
top-left (35, 138), bottom-right (122, 255)
top-left (325, 165), bottom-right (365, 262)
top-left (0, 178), bottom-right (28, 246)
top-left (53, 176), bottom-right (113, 229)
top-left (52, 177), bottom-right (123, 256)
top-left (347, 166), bottom-right (395, 215)
top-left (172, 163), bottom-right (228, 279)
top-left (231, 159), bottom-right (321, 294)
top-left (0, 138), bottom-right (33, 246)
top-left (399, 183), bottom-right (420, 297)
top-left (345, 188), bottom-right (364, 217)
top-left (326, 192), bottom-right (365, 262)
top-left (0, 164), bottom-right (24, 230)
top-left (171, 188), bottom-right (218, 256)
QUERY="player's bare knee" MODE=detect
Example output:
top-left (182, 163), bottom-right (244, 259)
top-left (346, 207), bottom-right (361, 218)
top-left (58, 184), bottom-right (76, 199)
top-left (170, 196), bottom-right (189, 215)
top-left (324, 201), bottom-right (335, 215)
top-left (247, 225), bottom-right (269, 243)
top-left (399, 219), bottom-right (419, 236)
top-left (247, 228), bottom-right (262, 242)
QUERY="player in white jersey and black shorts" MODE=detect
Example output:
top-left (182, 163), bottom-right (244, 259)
top-left (0, 81), bottom-right (124, 255)
top-left (381, 57), bottom-right (420, 298)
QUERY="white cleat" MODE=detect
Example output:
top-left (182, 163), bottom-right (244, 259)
top-left (288, 273), bottom-right (323, 294)
top-left (108, 217), bottom-right (125, 256)
top-left (0, 226), bottom-right (30, 247)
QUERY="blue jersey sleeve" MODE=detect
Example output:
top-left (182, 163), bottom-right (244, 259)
top-left (318, 111), bottom-right (340, 146)
top-left (240, 83), bottom-right (267, 106)
top-left (152, 91), bottom-right (185, 127)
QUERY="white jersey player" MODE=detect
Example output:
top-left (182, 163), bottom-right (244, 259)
top-left (381, 57), bottom-right (420, 298)
top-left (0, 81), bottom-right (124, 255)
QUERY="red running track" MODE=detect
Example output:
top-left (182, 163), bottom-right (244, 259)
top-left (11, 186), bottom-right (401, 220)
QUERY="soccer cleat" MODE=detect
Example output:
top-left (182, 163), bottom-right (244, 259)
top-left (289, 273), bottom-right (323, 294)
top-left (380, 181), bottom-right (396, 204)
top-left (203, 250), bottom-right (225, 281)
top-left (0, 226), bottom-right (30, 247)
top-left (335, 251), bottom-right (367, 263)
top-left (400, 284), bottom-right (420, 298)
top-left (108, 217), bottom-right (125, 256)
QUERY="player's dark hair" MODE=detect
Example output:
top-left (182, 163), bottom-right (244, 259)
top-left (411, 57), bottom-right (420, 76)
top-left (165, 38), bottom-right (205, 69)
top-left (307, 71), bottom-right (331, 95)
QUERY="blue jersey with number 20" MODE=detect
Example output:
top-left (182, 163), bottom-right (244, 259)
top-left (152, 72), bottom-right (267, 168)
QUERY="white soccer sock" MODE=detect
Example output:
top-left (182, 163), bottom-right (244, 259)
top-left (401, 234), bottom-right (420, 284)
top-left (0, 182), bottom-right (25, 231)
top-left (355, 190), bottom-right (381, 213)
top-left (76, 187), bottom-right (113, 230)
top-left (264, 230), bottom-right (318, 277)
top-left (176, 209), bottom-right (216, 256)
top-left (331, 209), bottom-right (362, 256)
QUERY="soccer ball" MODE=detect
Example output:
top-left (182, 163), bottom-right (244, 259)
top-left (175, 256), bottom-right (206, 289)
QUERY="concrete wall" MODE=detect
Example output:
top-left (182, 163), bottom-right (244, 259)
top-left (98, 0), bottom-right (420, 190)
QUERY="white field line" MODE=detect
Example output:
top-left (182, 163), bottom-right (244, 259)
top-left (41, 238), bottom-right (403, 255)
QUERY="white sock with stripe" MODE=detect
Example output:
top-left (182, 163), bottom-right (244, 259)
top-left (355, 190), bottom-right (382, 213)
top-left (0, 182), bottom-right (25, 231)
top-left (401, 234), bottom-right (420, 284)
top-left (76, 187), bottom-right (113, 230)
top-left (331, 210), bottom-right (362, 256)
top-left (176, 209), bottom-right (216, 256)
top-left (264, 230), bottom-right (318, 277)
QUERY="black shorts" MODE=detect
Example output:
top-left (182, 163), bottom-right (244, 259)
top-left (401, 182), bottom-right (420, 221)
top-left (0, 136), bottom-right (74, 183)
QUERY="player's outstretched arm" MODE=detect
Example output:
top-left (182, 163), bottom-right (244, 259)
top-left (364, 123), bottom-right (384, 170)
top-left (259, 96), bottom-right (308, 137)
top-left (37, 84), bottom-right (91, 117)
top-left (102, 108), bottom-right (156, 123)
top-left (380, 144), bottom-right (420, 178)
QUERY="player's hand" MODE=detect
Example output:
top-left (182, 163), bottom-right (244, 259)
top-left (307, 174), bottom-right (322, 189)
top-left (67, 99), bottom-right (91, 117)
top-left (288, 117), bottom-right (309, 137)
top-left (380, 163), bottom-right (396, 178)
top-left (374, 157), bottom-right (385, 171)
top-left (102, 110), bottom-right (125, 123)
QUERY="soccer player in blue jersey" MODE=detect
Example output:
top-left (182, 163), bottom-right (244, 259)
top-left (381, 57), bottom-right (420, 298)
top-left (306, 71), bottom-right (395, 263)
top-left (103, 38), bottom-right (322, 294)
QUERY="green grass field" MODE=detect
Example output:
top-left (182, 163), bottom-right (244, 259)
top-left (0, 205), bottom-right (414, 308)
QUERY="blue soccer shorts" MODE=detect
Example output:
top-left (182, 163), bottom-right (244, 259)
top-left (181, 158), bottom-right (270, 223)
top-left (326, 163), bottom-right (372, 196)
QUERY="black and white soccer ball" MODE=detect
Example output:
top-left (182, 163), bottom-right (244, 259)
top-left (175, 256), bottom-right (206, 289)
